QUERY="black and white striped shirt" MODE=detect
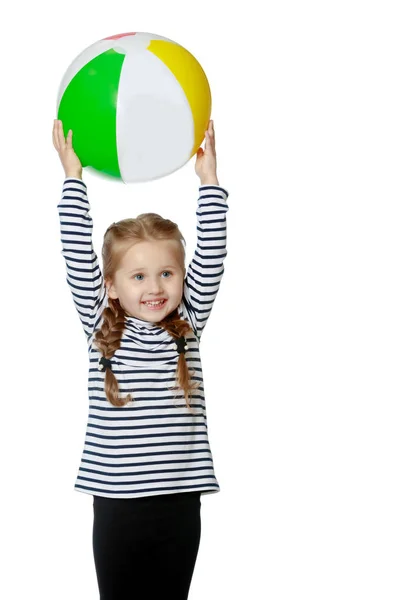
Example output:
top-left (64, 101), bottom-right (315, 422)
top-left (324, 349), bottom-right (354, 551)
top-left (58, 178), bottom-right (229, 498)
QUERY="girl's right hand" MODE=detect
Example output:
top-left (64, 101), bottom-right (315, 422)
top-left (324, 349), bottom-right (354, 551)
top-left (52, 119), bottom-right (83, 179)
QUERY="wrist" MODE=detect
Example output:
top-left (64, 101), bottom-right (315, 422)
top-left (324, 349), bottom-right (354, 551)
top-left (200, 176), bottom-right (219, 186)
top-left (65, 171), bottom-right (83, 180)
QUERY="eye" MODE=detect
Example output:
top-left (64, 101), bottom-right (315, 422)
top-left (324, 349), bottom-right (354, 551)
top-left (133, 274), bottom-right (144, 281)
top-left (161, 271), bottom-right (172, 278)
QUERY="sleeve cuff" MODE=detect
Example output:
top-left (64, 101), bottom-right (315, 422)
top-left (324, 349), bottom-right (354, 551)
top-left (199, 184), bottom-right (229, 197)
top-left (63, 177), bottom-right (86, 187)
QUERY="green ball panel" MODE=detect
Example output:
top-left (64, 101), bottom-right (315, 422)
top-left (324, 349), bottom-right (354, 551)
top-left (58, 49), bottom-right (124, 179)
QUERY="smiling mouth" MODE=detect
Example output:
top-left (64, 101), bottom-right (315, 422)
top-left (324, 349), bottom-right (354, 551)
top-left (142, 299), bottom-right (167, 309)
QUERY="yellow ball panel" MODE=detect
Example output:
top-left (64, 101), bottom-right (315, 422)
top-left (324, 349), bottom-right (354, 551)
top-left (148, 40), bottom-right (212, 158)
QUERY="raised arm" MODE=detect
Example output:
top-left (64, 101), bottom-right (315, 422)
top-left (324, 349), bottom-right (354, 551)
top-left (57, 178), bottom-right (106, 339)
top-left (183, 184), bottom-right (229, 338)
top-left (53, 120), bottom-right (106, 340)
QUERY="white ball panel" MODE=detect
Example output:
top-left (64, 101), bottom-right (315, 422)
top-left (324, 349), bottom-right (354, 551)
top-left (116, 50), bottom-right (194, 183)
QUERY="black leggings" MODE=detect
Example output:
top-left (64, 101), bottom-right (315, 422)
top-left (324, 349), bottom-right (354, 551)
top-left (92, 491), bottom-right (201, 600)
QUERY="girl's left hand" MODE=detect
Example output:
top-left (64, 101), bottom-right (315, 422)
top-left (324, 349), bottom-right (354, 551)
top-left (195, 120), bottom-right (218, 185)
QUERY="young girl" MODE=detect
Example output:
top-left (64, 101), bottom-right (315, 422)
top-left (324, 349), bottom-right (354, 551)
top-left (53, 119), bottom-right (229, 600)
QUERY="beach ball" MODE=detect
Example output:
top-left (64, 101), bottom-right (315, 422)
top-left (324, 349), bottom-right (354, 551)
top-left (56, 32), bottom-right (212, 183)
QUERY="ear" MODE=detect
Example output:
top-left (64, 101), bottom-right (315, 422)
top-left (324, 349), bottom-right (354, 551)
top-left (105, 279), bottom-right (118, 299)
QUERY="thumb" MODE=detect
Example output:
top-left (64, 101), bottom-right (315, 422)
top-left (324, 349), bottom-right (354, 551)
top-left (196, 148), bottom-right (204, 158)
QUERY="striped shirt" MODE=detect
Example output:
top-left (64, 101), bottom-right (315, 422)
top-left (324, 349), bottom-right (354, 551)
top-left (58, 178), bottom-right (229, 498)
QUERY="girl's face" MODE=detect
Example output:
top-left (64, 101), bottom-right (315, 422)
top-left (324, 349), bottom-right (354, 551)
top-left (106, 239), bottom-right (185, 322)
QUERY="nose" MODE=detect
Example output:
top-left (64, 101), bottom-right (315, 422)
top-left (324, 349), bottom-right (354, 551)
top-left (147, 277), bottom-right (163, 295)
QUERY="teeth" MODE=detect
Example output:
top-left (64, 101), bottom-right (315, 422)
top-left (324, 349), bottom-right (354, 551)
top-left (145, 300), bottom-right (164, 306)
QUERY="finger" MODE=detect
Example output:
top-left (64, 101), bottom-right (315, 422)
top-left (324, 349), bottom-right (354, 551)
top-left (209, 122), bottom-right (216, 147)
top-left (209, 123), bottom-right (215, 146)
top-left (210, 132), bottom-right (215, 149)
top-left (60, 121), bottom-right (68, 149)
top-left (204, 130), bottom-right (215, 154)
top-left (56, 120), bottom-right (65, 149)
top-left (54, 120), bottom-right (64, 151)
top-left (66, 129), bottom-right (73, 148)
top-left (52, 120), bottom-right (58, 150)
top-left (206, 124), bottom-right (214, 151)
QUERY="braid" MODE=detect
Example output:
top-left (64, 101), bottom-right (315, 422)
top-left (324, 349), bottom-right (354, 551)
top-left (94, 298), bottom-right (132, 407)
top-left (157, 309), bottom-right (200, 413)
top-left (94, 301), bottom-right (198, 411)
top-left (96, 212), bottom-right (198, 410)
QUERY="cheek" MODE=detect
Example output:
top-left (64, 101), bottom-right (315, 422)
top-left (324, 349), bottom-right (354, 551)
top-left (168, 279), bottom-right (183, 296)
top-left (125, 282), bottom-right (140, 298)
top-left (176, 281), bottom-right (184, 297)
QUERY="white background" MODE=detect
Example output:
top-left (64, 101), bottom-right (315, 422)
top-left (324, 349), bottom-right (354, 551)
top-left (1, 1), bottom-right (399, 598)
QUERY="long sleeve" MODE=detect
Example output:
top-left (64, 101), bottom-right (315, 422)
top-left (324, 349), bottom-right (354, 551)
top-left (57, 178), bottom-right (107, 340)
top-left (183, 185), bottom-right (229, 339)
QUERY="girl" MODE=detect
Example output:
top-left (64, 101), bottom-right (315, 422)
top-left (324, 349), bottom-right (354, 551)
top-left (53, 119), bottom-right (229, 599)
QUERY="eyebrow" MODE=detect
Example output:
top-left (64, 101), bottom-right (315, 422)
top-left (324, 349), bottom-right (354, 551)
top-left (128, 266), bottom-right (178, 273)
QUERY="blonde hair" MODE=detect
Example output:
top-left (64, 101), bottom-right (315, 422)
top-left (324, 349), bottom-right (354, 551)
top-left (94, 213), bottom-right (198, 412)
